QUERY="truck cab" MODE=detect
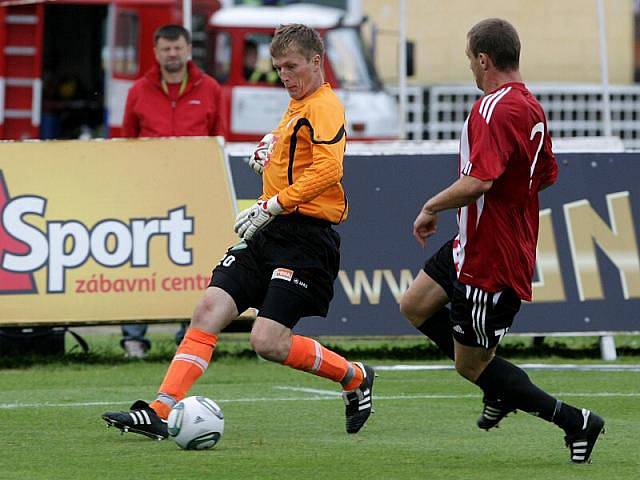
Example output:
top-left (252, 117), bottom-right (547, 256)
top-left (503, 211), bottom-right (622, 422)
top-left (207, 3), bottom-right (399, 141)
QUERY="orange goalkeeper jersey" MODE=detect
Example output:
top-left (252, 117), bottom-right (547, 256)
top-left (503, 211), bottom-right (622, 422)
top-left (261, 82), bottom-right (348, 224)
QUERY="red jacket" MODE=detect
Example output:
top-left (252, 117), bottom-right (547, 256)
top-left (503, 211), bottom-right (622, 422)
top-left (122, 61), bottom-right (227, 138)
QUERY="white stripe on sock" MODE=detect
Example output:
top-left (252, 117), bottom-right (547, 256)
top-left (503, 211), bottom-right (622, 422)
top-left (311, 340), bottom-right (322, 372)
top-left (174, 353), bottom-right (208, 371)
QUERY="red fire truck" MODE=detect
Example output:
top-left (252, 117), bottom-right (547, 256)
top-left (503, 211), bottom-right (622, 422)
top-left (0, 0), bottom-right (398, 141)
top-left (208, 2), bottom-right (399, 141)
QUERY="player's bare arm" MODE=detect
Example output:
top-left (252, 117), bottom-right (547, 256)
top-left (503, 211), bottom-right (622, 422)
top-left (412, 175), bottom-right (493, 247)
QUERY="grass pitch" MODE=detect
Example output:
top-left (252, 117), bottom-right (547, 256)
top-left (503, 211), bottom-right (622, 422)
top-left (1, 356), bottom-right (639, 480)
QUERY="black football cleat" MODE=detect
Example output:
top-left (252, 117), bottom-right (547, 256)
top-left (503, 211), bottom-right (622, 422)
top-left (102, 400), bottom-right (168, 440)
top-left (342, 362), bottom-right (376, 434)
top-left (477, 397), bottom-right (516, 431)
top-left (565, 409), bottom-right (605, 464)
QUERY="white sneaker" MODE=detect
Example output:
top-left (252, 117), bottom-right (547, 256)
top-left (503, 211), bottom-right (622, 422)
top-left (123, 339), bottom-right (147, 359)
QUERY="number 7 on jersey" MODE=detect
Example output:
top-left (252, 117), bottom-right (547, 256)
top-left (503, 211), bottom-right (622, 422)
top-left (529, 122), bottom-right (545, 190)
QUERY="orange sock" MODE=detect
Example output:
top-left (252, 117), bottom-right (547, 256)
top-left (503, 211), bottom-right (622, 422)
top-left (283, 335), bottom-right (363, 390)
top-left (150, 327), bottom-right (217, 419)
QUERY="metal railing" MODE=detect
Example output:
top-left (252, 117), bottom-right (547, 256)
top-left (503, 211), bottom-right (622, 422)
top-left (387, 85), bottom-right (424, 140)
top-left (392, 83), bottom-right (640, 149)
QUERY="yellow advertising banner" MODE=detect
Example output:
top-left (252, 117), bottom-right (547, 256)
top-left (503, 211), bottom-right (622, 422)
top-left (0, 137), bottom-right (237, 325)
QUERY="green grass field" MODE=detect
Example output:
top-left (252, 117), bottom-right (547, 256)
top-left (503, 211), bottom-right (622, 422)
top-left (2, 352), bottom-right (639, 480)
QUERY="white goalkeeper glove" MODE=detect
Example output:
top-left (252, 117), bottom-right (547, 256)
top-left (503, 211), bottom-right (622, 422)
top-left (234, 196), bottom-right (284, 240)
top-left (248, 133), bottom-right (276, 175)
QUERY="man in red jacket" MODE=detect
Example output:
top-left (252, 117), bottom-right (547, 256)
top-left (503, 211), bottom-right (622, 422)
top-left (122, 24), bottom-right (227, 138)
top-left (120, 24), bottom-right (227, 357)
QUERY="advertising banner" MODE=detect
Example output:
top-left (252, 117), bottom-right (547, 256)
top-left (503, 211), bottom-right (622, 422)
top-left (230, 152), bottom-right (640, 335)
top-left (0, 138), bottom-right (237, 325)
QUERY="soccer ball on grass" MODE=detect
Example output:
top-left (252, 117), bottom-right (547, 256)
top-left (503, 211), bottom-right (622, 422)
top-left (167, 396), bottom-right (224, 450)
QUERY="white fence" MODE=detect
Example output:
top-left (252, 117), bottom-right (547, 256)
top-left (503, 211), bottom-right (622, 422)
top-left (386, 85), bottom-right (424, 140)
top-left (392, 83), bottom-right (640, 149)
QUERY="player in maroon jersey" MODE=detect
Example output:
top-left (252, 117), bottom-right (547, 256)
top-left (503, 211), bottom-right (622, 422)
top-left (399, 18), bottom-right (605, 464)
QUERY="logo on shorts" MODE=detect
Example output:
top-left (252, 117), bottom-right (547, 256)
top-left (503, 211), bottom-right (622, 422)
top-left (271, 268), bottom-right (293, 282)
top-left (293, 277), bottom-right (308, 289)
top-left (453, 325), bottom-right (464, 334)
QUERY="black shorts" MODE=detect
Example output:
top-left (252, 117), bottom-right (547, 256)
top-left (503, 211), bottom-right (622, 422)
top-left (209, 214), bottom-right (340, 329)
top-left (423, 239), bottom-right (522, 349)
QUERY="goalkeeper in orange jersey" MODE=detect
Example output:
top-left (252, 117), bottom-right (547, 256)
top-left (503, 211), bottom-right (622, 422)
top-left (102, 23), bottom-right (375, 439)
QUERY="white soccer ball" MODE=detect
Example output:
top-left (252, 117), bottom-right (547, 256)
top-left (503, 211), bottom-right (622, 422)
top-left (167, 396), bottom-right (224, 450)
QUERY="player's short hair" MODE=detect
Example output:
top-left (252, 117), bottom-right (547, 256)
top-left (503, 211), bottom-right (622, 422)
top-left (467, 18), bottom-right (520, 71)
top-left (270, 24), bottom-right (324, 61)
top-left (154, 24), bottom-right (191, 45)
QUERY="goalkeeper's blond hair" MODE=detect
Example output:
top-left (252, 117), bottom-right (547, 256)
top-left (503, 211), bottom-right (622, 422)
top-left (270, 24), bottom-right (324, 62)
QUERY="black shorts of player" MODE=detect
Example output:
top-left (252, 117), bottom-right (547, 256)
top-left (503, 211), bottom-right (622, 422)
top-left (209, 213), bottom-right (340, 329)
top-left (423, 238), bottom-right (522, 349)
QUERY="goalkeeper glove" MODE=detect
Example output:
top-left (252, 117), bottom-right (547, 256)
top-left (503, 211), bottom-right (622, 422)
top-left (234, 196), bottom-right (284, 240)
top-left (248, 133), bottom-right (276, 175)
